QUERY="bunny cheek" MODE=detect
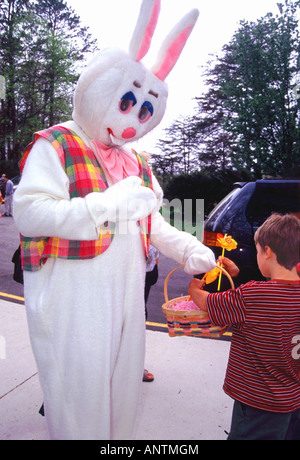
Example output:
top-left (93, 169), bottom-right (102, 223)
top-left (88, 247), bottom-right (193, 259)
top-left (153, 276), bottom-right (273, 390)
top-left (74, 55), bottom-right (169, 146)
top-left (74, 70), bottom-right (124, 142)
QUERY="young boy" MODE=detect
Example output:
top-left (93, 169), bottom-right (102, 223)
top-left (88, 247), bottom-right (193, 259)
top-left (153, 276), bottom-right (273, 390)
top-left (188, 213), bottom-right (300, 440)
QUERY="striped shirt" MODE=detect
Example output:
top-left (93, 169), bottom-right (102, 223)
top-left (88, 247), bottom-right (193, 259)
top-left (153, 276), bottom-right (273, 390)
top-left (207, 279), bottom-right (300, 413)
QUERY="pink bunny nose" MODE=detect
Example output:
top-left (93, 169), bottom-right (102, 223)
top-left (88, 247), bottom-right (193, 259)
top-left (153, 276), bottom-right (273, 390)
top-left (122, 127), bottom-right (136, 139)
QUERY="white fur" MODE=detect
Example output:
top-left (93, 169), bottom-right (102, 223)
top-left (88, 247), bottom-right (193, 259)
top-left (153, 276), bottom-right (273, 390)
top-left (14, 122), bottom-right (215, 439)
top-left (73, 49), bottom-right (168, 145)
top-left (13, 1), bottom-right (214, 441)
top-left (72, 0), bottom-right (199, 147)
top-left (151, 9), bottom-right (200, 79)
top-left (129, 0), bottom-right (160, 61)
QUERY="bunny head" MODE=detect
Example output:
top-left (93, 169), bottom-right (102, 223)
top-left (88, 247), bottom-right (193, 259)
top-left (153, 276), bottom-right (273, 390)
top-left (72, 0), bottom-right (199, 147)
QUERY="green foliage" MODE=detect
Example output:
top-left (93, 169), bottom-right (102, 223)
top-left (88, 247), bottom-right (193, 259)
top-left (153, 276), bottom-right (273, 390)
top-left (0, 0), bottom-right (98, 163)
top-left (155, 115), bottom-right (200, 175)
top-left (156, 1), bottom-right (300, 179)
top-left (164, 168), bottom-right (253, 216)
top-left (219, 1), bottom-right (300, 176)
top-left (0, 159), bottom-right (20, 178)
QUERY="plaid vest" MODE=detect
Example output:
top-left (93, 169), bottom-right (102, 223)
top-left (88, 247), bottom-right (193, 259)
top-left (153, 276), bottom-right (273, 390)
top-left (20, 126), bottom-right (153, 271)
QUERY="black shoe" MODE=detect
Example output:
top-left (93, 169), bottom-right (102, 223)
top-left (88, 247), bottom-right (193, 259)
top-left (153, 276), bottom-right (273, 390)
top-left (39, 403), bottom-right (45, 416)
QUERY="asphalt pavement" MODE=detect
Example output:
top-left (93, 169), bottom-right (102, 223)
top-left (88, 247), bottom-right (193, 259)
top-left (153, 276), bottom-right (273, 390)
top-left (0, 204), bottom-right (234, 440)
top-left (0, 204), bottom-right (24, 299)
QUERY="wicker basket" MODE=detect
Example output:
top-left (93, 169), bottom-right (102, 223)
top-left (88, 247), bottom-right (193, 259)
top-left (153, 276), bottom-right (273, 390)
top-left (162, 265), bottom-right (234, 338)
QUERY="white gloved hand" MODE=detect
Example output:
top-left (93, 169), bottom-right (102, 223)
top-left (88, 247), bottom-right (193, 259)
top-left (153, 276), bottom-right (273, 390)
top-left (86, 176), bottom-right (157, 225)
top-left (183, 239), bottom-right (216, 275)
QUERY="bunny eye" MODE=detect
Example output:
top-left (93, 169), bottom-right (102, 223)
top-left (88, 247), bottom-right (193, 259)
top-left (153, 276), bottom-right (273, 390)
top-left (138, 101), bottom-right (153, 123)
top-left (119, 91), bottom-right (137, 114)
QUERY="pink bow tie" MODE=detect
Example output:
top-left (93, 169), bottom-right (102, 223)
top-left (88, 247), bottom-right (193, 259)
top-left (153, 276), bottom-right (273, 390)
top-left (92, 140), bottom-right (139, 182)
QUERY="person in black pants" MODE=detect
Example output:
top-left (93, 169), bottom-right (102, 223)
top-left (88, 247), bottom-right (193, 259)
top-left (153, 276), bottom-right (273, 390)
top-left (143, 245), bottom-right (159, 382)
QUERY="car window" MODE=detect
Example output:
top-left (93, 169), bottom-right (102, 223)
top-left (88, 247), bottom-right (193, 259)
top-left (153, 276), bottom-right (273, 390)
top-left (245, 181), bottom-right (300, 229)
top-left (206, 187), bottom-right (241, 223)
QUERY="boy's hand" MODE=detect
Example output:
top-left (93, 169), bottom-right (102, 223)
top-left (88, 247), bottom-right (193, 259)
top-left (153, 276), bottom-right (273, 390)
top-left (188, 278), bottom-right (208, 312)
top-left (188, 278), bottom-right (206, 292)
top-left (217, 256), bottom-right (240, 278)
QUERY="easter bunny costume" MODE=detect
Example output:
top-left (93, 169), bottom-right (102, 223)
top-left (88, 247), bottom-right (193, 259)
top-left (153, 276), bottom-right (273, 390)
top-left (13, 0), bottom-right (215, 440)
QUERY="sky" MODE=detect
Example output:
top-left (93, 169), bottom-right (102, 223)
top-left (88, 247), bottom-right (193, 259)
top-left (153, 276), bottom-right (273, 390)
top-left (65, 0), bottom-right (284, 152)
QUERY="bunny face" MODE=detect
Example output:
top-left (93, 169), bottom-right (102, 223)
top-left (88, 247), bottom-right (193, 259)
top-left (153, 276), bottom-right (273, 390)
top-left (73, 49), bottom-right (168, 146)
top-left (72, 0), bottom-right (199, 148)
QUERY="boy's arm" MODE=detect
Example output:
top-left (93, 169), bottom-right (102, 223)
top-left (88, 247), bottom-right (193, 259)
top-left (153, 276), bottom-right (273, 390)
top-left (189, 278), bottom-right (247, 327)
top-left (188, 256), bottom-right (240, 312)
top-left (188, 279), bottom-right (209, 311)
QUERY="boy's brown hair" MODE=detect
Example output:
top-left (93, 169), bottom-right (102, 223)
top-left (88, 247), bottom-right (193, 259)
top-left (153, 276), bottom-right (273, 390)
top-left (254, 213), bottom-right (300, 271)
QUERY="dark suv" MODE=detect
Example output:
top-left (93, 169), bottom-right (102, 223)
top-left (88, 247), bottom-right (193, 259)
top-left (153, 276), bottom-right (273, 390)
top-left (202, 180), bottom-right (300, 290)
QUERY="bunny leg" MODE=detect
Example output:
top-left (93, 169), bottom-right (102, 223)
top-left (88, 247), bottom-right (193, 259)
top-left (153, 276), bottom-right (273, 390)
top-left (24, 232), bottom-right (146, 440)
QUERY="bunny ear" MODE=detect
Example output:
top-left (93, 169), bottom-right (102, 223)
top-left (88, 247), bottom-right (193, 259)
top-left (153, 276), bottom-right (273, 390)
top-left (152, 9), bottom-right (199, 81)
top-left (129, 0), bottom-right (161, 62)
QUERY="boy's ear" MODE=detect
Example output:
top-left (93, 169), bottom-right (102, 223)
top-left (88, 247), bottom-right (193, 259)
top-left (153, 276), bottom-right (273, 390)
top-left (264, 245), bottom-right (274, 260)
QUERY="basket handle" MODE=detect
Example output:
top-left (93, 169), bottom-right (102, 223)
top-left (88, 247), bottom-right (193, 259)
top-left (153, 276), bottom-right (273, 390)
top-left (164, 264), bottom-right (235, 303)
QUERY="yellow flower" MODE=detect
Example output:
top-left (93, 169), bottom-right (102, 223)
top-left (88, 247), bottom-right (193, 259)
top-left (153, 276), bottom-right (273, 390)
top-left (217, 234), bottom-right (238, 251)
top-left (204, 267), bottom-right (221, 284)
